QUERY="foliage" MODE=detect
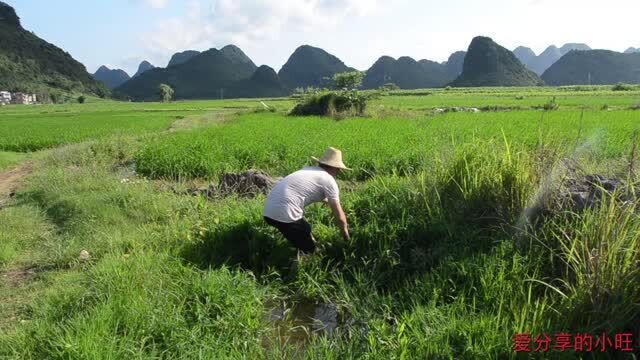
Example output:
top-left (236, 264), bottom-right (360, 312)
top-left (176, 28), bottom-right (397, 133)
top-left (612, 82), bottom-right (634, 91)
top-left (288, 85), bottom-right (376, 118)
top-left (158, 83), bottom-right (174, 102)
top-left (542, 96), bottom-right (559, 111)
top-left (333, 71), bottom-right (364, 90)
top-left (379, 82), bottom-right (400, 91)
top-left (77, 95), bottom-right (85, 104)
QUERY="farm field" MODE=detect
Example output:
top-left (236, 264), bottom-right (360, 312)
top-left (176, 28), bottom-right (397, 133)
top-left (1, 87), bottom-right (640, 358)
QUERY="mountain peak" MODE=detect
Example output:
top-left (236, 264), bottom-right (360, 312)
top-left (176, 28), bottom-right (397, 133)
top-left (251, 65), bottom-right (279, 83)
top-left (168, 50), bottom-right (201, 67)
top-left (220, 45), bottom-right (256, 68)
top-left (133, 61), bottom-right (155, 78)
top-left (559, 43), bottom-right (591, 54)
top-left (278, 45), bottom-right (353, 89)
top-left (0, 1), bottom-right (20, 27)
top-left (362, 54), bottom-right (453, 89)
top-left (93, 66), bottom-right (130, 89)
top-left (542, 50), bottom-right (640, 85)
top-left (514, 46), bottom-right (536, 56)
top-left (513, 46), bottom-right (537, 67)
top-left (451, 36), bottom-right (543, 87)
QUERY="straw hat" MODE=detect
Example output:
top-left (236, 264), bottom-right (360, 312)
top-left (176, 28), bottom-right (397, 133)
top-left (311, 147), bottom-right (351, 170)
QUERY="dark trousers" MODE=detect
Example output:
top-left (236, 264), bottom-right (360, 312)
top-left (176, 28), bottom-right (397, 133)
top-left (264, 216), bottom-right (316, 254)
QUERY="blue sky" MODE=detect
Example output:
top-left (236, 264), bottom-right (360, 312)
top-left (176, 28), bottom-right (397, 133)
top-left (8, 0), bottom-right (640, 75)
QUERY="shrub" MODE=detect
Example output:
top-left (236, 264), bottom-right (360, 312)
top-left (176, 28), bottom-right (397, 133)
top-left (289, 92), bottom-right (356, 117)
top-left (289, 73), bottom-right (378, 118)
top-left (612, 83), bottom-right (633, 91)
top-left (333, 71), bottom-right (365, 90)
top-left (77, 95), bottom-right (86, 104)
top-left (380, 83), bottom-right (400, 92)
top-left (158, 83), bottom-right (174, 102)
top-left (542, 96), bottom-right (559, 111)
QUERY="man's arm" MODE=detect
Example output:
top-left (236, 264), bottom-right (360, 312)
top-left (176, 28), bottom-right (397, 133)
top-left (328, 199), bottom-right (350, 241)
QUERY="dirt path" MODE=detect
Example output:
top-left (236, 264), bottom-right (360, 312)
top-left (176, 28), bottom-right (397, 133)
top-left (0, 162), bottom-right (33, 205)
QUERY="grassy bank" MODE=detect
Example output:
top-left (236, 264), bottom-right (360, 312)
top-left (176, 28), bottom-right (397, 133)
top-left (1, 88), bottom-right (640, 358)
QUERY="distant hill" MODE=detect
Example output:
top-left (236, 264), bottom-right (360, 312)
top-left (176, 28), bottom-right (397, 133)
top-left (515, 43), bottom-right (592, 75)
top-left (0, 1), bottom-right (108, 97)
top-left (167, 50), bottom-right (200, 67)
top-left (560, 43), bottom-right (591, 54)
top-left (625, 47), bottom-right (640, 54)
top-left (278, 45), bottom-right (354, 89)
top-left (93, 66), bottom-right (130, 89)
top-left (451, 36), bottom-right (543, 87)
top-left (133, 61), bottom-right (155, 78)
top-left (541, 50), bottom-right (640, 85)
top-left (362, 56), bottom-right (450, 89)
top-left (116, 46), bottom-right (284, 100)
top-left (529, 45), bottom-right (562, 75)
top-left (220, 45), bottom-right (257, 70)
top-left (444, 51), bottom-right (467, 80)
top-left (513, 46), bottom-right (536, 68)
top-left (227, 65), bottom-right (289, 98)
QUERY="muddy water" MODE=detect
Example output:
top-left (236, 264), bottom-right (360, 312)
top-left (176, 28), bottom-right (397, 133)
top-left (266, 298), bottom-right (343, 347)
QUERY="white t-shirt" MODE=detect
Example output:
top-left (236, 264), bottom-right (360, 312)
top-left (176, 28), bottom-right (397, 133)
top-left (263, 166), bottom-right (340, 223)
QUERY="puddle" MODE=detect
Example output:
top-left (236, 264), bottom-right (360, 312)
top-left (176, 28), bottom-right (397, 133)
top-left (266, 298), bottom-right (344, 347)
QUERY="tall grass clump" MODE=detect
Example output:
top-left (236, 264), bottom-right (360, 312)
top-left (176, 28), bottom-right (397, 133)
top-left (289, 71), bottom-right (375, 118)
top-left (538, 192), bottom-right (640, 332)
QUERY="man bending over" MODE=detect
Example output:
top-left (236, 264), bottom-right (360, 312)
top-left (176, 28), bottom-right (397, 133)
top-left (263, 147), bottom-right (350, 254)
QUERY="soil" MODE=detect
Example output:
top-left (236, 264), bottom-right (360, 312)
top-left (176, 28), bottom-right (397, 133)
top-left (189, 170), bottom-right (281, 198)
top-left (0, 162), bottom-right (32, 205)
top-left (1, 266), bottom-right (38, 288)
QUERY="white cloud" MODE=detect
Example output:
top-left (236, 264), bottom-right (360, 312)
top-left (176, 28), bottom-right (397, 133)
top-left (137, 0), bottom-right (379, 68)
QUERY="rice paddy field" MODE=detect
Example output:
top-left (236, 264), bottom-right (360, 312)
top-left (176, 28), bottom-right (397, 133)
top-left (1, 86), bottom-right (640, 359)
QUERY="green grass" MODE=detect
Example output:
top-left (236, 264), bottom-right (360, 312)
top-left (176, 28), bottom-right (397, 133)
top-left (0, 151), bottom-right (28, 170)
top-left (1, 88), bottom-right (640, 358)
top-left (0, 110), bottom-right (179, 152)
top-left (136, 110), bottom-right (640, 180)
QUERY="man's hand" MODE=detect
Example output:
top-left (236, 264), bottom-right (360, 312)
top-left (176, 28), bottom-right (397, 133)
top-left (328, 198), bottom-right (350, 241)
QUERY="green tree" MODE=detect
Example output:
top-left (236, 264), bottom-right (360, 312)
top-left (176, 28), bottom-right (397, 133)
top-left (380, 83), bottom-right (400, 91)
top-left (333, 71), bottom-right (364, 90)
top-left (77, 95), bottom-right (86, 104)
top-left (158, 84), bottom-right (174, 102)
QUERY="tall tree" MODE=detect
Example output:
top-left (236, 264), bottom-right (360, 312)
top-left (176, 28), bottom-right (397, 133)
top-left (158, 84), bottom-right (174, 102)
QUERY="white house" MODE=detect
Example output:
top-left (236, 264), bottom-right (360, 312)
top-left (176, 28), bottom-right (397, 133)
top-left (0, 91), bottom-right (11, 105)
top-left (11, 92), bottom-right (37, 105)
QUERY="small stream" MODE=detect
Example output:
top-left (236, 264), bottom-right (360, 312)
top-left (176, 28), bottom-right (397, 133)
top-left (266, 298), bottom-right (344, 347)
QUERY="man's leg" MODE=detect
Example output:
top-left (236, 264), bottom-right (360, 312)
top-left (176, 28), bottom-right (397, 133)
top-left (286, 218), bottom-right (315, 254)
